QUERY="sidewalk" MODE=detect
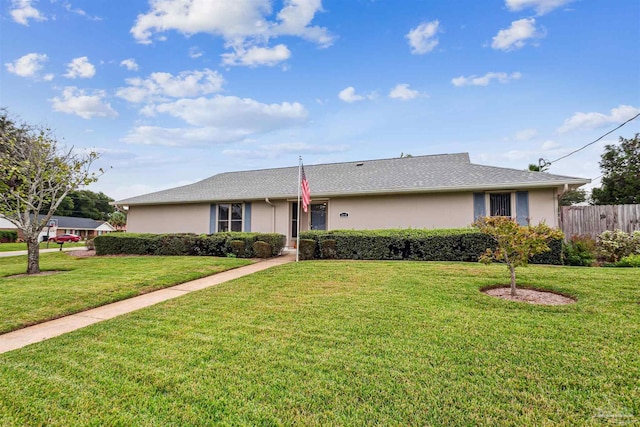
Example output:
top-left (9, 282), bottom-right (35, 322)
top-left (0, 254), bottom-right (295, 354)
top-left (0, 246), bottom-right (78, 258)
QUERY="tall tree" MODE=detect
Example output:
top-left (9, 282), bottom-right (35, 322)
top-left (56, 190), bottom-right (115, 220)
top-left (108, 211), bottom-right (127, 230)
top-left (0, 111), bottom-right (101, 274)
top-left (591, 134), bottom-right (640, 205)
top-left (559, 189), bottom-right (587, 206)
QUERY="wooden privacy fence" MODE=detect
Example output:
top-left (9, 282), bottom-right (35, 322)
top-left (560, 204), bottom-right (640, 240)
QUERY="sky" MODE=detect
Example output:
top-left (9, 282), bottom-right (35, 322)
top-left (1, 0), bottom-right (639, 202)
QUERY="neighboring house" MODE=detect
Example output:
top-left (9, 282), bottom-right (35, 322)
top-left (113, 153), bottom-right (590, 246)
top-left (0, 215), bottom-right (116, 241)
top-left (44, 216), bottom-right (116, 241)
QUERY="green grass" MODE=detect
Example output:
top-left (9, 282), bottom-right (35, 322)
top-left (0, 241), bottom-right (86, 252)
top-left (0, 253), bottom-right (252, 333)
top-left (0, 261), bottom-right (638, 426)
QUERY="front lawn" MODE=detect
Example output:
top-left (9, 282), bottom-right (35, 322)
top-left (0, 261), bottom-right (638, 425)
top-left (0, 252), bottom-right (252, 333)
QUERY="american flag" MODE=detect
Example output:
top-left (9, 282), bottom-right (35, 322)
top-left (301, 164), bottom-right (311, 212)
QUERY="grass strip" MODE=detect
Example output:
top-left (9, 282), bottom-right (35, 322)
top-left (0, 252), bottom-right (252, 333)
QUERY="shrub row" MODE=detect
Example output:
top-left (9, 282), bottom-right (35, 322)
top-left (94, 232), bottom-right (286, 258)
top-left (299, 229), bottom-right (562, 265)
top-left (0, 230), bottom-right (18, 243)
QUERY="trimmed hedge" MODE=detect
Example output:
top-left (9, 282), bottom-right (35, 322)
top-left (300, 229), bottom-right (562, 265)
top-left (0, 230), bottom-right (18, 243)
top-left (94, 232), bottom-right (286, 258)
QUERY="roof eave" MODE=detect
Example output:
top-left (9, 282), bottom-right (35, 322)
top-left (116, 178), bottom-right (590, 206)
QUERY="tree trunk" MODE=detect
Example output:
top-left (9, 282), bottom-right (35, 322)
top-left (509, 264), bottom-right (517, 296)
top-left (26, 237), bottom-right (40, 274)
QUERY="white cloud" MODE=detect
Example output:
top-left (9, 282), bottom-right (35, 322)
top-left (221, 44), bottom-right (291, 67)
top-left (338, 87), bottom-right (376, 103)
top-left (130, 0), bottom-right (333, 67)
top-left (50, 87), bottom-right (118, 119)
top-left (406, 20), bottom-right (440, 54)
top-left (124, 95), bottom-right (308, 146)
top-left (505, 0), bottom-right (574, 15)
top-left (188, 46), bottom-right (203, 58)
top-left (10, 0), bottom-right (46, 25)
top-left (152, 96), bottom-right (307, 128)
top-left (389, 84), bottom-right (420, 100)
top-left (5, 52), bottom-right (47, 78)
top-left (223, 142), bottom-right (349, 159)
top-left (120, 58), bottom-right (139, 71)
top-left (558, 105), bottom-right (640, 133)
top-left (116, 69), bottom-right (224, 103)
top-left (122, 126), bottom-right (250, 146)
top-left (270, 0), bottom-right (334, 47)
top-left (61, 2), bottom-right (102, 20)
top-left (515, 128), bottom-right (538, 141)
top-left (451, 71), bottom-right (522, 87)
top-left (491, 18), bottom-right (542, 51)
top-left (541, 140), bottom-right (560, 150)
top-left (64, 56), bottom-right (96, 79)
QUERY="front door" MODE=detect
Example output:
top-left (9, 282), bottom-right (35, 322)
top-left (310, 202), bottom-right (327, 230)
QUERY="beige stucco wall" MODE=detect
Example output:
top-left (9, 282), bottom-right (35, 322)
top-left (528, 188), bottom-right (559, 227)
top-left (126, 188), bottom-right (560, 239)
top-left (127, 204), bottom-right (210, 234)
top-left (251, 201), bottom-right (277, 233)
top-left (326, 193), bottom-right (474, 231)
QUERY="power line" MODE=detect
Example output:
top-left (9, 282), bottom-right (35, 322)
top-left (548, 112), bottom-right (640, 165)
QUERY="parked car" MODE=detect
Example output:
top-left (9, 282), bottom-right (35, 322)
top-left (49, 234), bottom-right (81, 243)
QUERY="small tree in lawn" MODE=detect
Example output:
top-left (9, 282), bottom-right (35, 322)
top-left (0, 111), bottom-right (101, 274)
top-left (473, 216), bottom-right (563, 296)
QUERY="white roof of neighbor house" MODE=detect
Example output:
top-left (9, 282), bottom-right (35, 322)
top-left (0, 216), bottom-right (17, 229)
top-left (114, 153), bottom-right (590, 206)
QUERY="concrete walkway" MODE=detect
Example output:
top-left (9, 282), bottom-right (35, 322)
top-left (0, 246), bottom-right (78, 257)
top-left (0, 254), bottom-right (295, 354)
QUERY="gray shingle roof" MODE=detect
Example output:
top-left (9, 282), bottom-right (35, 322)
top-left (42, 215), bottom-right (108, 230)
top-left (114, 153), bottom-right (590, 206)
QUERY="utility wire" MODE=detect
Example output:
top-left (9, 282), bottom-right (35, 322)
top-left (548, 112), bottom-right (640, 165)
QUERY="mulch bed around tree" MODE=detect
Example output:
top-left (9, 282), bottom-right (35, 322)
top-left (482, 286), bottom-right (576, 305)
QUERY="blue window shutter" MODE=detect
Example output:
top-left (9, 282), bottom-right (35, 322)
top-left (244, 202), bottom-right (251, 232)
top-left (209, 204), bottom-right (217, 234)
top-left (473, 193), bottom-right (486, 221)
top-left (516, 191), bottom-right (529, 225)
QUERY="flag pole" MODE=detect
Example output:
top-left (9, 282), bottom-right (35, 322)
top-left (296, 156), bottom-right (301, 262)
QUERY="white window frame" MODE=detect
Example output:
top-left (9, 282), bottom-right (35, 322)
top-left (486, 191), bottom-right (516, 218)
top-left (217, 203), bottom-right (244, 232)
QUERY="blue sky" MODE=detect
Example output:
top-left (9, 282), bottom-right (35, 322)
top-left (2, 0), bottom-right (639, 201)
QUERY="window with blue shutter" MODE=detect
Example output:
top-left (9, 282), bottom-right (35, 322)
top-left (515, 191), bottom-right (529, 225)
top-left (244, 202), bottom-right (251, 232)
top-left (473, 193), bottom-right (486, 220)
top-left (209, 204), bottom-right (216, 234)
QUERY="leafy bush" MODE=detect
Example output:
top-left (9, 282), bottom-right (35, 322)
top-left (562, 235), bottom-right (596, 266)
top-left (0, 230), bottom-right (18, 243)
top-left (229, 240), bottom-right (247, 258)
top-left (252, 241), bottom-right (273, 258)
top-left (300, 228), bottom-right (562, 264)
top-left (597, 230), bottom-right (640, 263)
top-left (298, 239), bottom-right (316, 260)
top-left (94, 232), bottom-right (285, 258)
top-left (615, 254), bottom-right (640, 267)
top-left (320, 239), bottom-right (337, 259)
